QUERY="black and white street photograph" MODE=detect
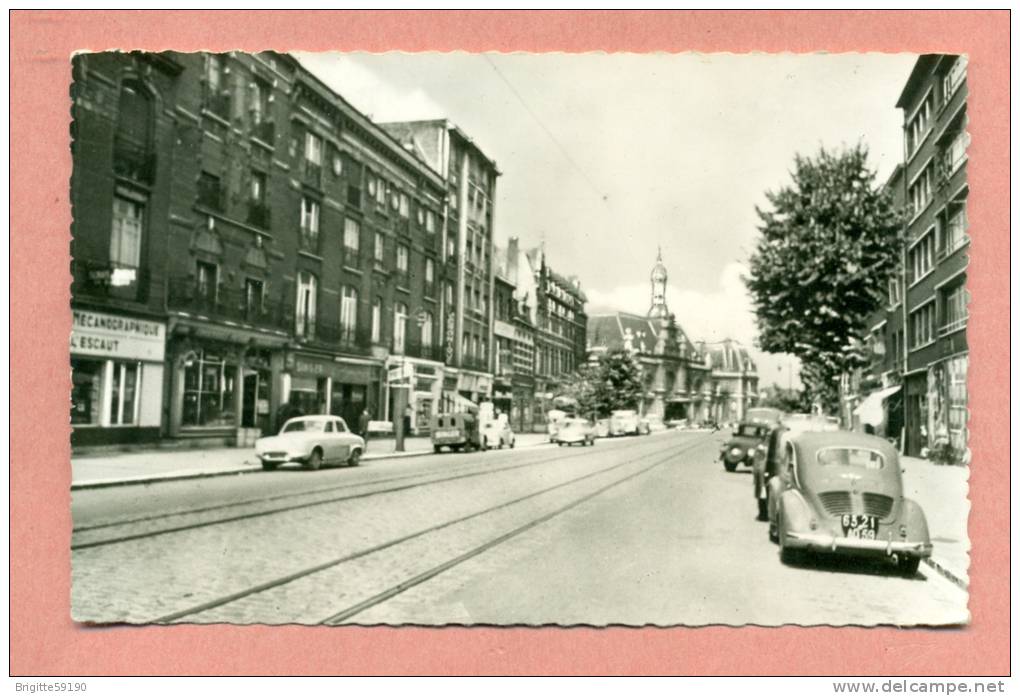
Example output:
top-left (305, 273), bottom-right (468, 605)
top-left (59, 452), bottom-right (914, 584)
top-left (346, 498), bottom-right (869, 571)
top-left (68, 50), bottom-right (970, 627)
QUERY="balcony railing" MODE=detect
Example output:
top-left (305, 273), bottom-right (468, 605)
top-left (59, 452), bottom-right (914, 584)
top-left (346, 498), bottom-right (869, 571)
top-left (304, 319), bottom-right (373, 355)
top-left (112, 137), bottom-right (157, 185)
top-left (461, 357), bottom-right (489, 372)
top-left (72, 260), bottom-right (148, 303)
top-left (252, 119), bottom-right (275, 146)
top-left (938, 317), bottom-right (968, 337)
top-left (167, 278), bottom-right (291, 332)
top-left (246, 201), bottom-right (272, 229)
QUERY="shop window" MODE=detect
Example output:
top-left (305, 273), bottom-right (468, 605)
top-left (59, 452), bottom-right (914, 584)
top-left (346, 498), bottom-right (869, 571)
top-left (947, 356), bottom-right (968, 450)
top-left (289, 376), bottom-right (327, 416)
top-left (296, 271), bottom-right (317, 338)
top-left (111, 196), bottom-right (144, 269)
top-left (71, 358), bottom-right (105, 425)
top-left (182, 350), bottom-right (238, 427)
top-left (109, 361), bottom-right (140, 425)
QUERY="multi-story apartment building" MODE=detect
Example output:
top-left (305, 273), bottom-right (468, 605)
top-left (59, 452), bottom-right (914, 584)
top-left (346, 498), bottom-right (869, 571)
top-left (380, 120), bottom-right (499, 410)
top-left (70, 51), bottom-right (448, 448)
top-left (852, 54), bottom-right (969, 459)
top-left (492, 237), bottom-right (538, 432)
top-left (525, 246), bottom-right (588, 426)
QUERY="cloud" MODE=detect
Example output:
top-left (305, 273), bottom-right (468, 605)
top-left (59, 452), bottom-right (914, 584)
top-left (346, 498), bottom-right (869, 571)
top-left (586, 262), bottom-right (801, 389)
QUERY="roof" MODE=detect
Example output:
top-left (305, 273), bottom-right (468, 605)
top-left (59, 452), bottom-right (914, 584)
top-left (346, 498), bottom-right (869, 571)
top-left (698, 339), bottom-right (757, 373)
top-left (587, 311), bottom-right (700, 358)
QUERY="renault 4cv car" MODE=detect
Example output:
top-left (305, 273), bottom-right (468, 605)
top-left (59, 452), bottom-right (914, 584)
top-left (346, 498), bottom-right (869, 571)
top-left (766, 431), bottom-right (932, 576)
top-left (553, 418), bottom-right (596, 446)
top-left (720, 421), bottom-right (770, 472)
top-left (753, 416), bottom-right (839, 520)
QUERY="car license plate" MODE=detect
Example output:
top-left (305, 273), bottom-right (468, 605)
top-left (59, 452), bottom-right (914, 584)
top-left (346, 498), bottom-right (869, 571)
top-left (841, 514), bottom-right (878, 539)
top-left (437, 429), bottom-right (459, 438)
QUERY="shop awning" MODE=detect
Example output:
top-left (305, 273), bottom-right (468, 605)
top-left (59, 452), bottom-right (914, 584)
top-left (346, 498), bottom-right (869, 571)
top-left (853, 385), bottom-right (901, 427)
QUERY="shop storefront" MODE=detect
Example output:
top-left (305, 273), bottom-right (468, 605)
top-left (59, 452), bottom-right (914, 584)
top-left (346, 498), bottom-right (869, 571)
top-left (285, 352), bottom-right (381, 435)
top-left (70, 308), bottom-right (166, 448)
top-left (457, 369), bottom-right (493, 405)
top-left (384, 358), bottom-right (443, 434)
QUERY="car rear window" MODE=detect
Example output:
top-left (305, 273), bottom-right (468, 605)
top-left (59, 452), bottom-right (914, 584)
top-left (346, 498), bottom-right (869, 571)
top-left (283, 420), bottom-right (326, 433)
top-left (815, 447), bottom-right (885, 470)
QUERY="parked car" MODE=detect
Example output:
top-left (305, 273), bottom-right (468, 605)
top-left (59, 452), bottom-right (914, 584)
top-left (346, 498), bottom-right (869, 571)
top-left (430, 412), bottom-right (484, 453)
top-left (609, 409), bottom-right (643, 436)
top-left (255, 415), bottom-right (364, 471)
top-left (753, 417), bottom-right (839, 520)
top-left (553, 418), bottom-right (596, 446)
top-left (720, 421), bottom-right (770, 472)
top-left (481, 417), bottom-right (515, 449)
top-left (766, 431), bottom-right (932, 576)
top-left (594, 418), bottom-right (611, 438)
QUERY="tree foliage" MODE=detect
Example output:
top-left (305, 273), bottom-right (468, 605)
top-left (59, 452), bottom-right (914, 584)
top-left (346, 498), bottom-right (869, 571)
top-left (757, 383), bottom-right (810, 413)
top-left (745, 145), bottom-right (902, 407)
top-left (560, 349), bottom-right (644, 419)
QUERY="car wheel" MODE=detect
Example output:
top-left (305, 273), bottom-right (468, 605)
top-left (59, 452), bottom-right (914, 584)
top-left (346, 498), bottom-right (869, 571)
top-left (305, 448), bottom-right (323, 471)
top-left (347, 449), bottom-right (361, 467)
top-left (724, 460), bottom-right (737, 472)
top-left (768, 518), bottom-right (779, 544)
top-left (433, 445), bottom-right (442, 454)
top-left (261, 461), bottom-right (279, 471)
top-left (498, 438), bottom-right (504, 449)
top-left (510, 438), bottom-right (515, 449)
top-left (898, 556), bottom-right (921, 578)
top-left (780, 545), bottom-right (802, 566)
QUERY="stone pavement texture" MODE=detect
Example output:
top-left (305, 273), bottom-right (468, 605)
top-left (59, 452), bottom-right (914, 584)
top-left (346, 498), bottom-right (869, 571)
top-left (901, 456), bottom-right (970, 587)
top-left (70, 432), bottom-right (553, 488)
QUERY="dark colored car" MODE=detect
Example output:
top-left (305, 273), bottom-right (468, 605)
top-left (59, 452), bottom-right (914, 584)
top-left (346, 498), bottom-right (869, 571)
top-left (766, 431), bottom-right (932, 576)
top-left (720, 422), bottom-right (770, 472)
top-left (430, 412), bottom-right (484, 453)
top-left (745, 407), bottom-right (784, 427)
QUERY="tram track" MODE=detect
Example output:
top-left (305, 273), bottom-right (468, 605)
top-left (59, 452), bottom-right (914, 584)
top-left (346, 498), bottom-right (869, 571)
top-left (150, 433), bottom-right (713, 624)
top-left (71, 436), bottom-right (681, 551)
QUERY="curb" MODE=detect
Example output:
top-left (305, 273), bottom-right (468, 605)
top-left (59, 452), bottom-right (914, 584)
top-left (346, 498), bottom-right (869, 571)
top-left (70, 439), bottom-right (556, 491)
top-left (922, 557), bottom-right (969, 591)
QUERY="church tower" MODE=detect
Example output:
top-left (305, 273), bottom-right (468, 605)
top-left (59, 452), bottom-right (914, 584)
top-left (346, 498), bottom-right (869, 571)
top-left (648, 247), bottom-right (670, 319)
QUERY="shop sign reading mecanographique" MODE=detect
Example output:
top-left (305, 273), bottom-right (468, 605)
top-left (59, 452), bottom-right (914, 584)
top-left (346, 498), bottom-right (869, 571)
top-left (70, 310), bottom-right (166, 361)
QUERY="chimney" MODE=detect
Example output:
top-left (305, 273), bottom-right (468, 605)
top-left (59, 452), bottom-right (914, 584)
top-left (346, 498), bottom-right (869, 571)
top-left (507, 236), bottom-right (520, 285)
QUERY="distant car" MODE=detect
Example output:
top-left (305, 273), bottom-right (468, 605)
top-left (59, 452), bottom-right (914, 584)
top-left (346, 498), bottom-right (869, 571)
top-left (767, 431), bottom-right (932, 576)
top-left (720, 422), bottom-right (770, 472)
top-left (745, 407), bottom-right (785, 427)
top-left (554, 418), bottom-right (596, 446)
top-left (753, 417), bottom-right (840, 520)
top-left (255, 415), bottom-right (364, 471)
top-left (431, 412), bottom-right (484, 453)
top-left (610, 410), bottom-right (642, 436)
top-left (481, 418), bottom-right (515, 449)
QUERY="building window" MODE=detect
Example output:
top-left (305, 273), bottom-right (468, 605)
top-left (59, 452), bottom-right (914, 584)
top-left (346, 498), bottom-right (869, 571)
top-left (340, 285), bottom-right (358, 341)
top-left (114, 81), bottom-right (155, 183)
top-left (445, 282), bottom-right (454, 308)
top-left (421, 311), bottom-right (434, 348)
top-left (424, 257), bottom-right (435, 295)
top-left (203, 55), bottom-right (229, 119)
top-left (888, 272), bottom-right (903, 307)
top-left (396, 244), bottom-right (409, 277)
top-left (425, 210), bottom-right (436, 234)
top-left (245, 277), bottom-right (264, 317)
top-left (940, 282), bottom-right (968, 335)
top-left (183, 350), bottom-right (237, 427)
top-left (390, 187), bottom-right (400, 211)
top-left (109, 361), bottom-right (140, 426)
top-left (910, 301), bottom-right (936, 348)
top-left (250, 78), bottom-right (271, 127)
top-left (70, 358), bottom-right (105, 425)
top-left (197, 171), bottom-right (223, 211)
top-left (376, 179), bottom-right (386, 205)
top-left (909, 165), bottom-right (933, 218)
top-left (906, 92), bottom-right (933, 155)
top-left (300, 196), bottom-right (320, 252)
top-left (111, 196), bottom-right (144, 269)
top-left (946, 355), bottom-right (968, 450)
top-left (940, 200), bottom-right (968, 257)
top-left (942, 128), bottom-right (969, 176)
top-left (367, 173), bottom-right (377, 198)
top-left (296, 271), bottom-right (317, 338)
top-left (399, 192), bottom-right (410, 218)
top-left (371, 297), bottom-right (382, 344)
top-left (943, 56), bottom-right (967, 101)
top-left (305, 132), bottom-right (323, 167)
top-left (393, 302), bottom-right (408, 353)
top-left (250, 170), bottom-right (266, 205)
top-left (373, 231), bottom-right (385, 265)
top-left (908, 229), bottom-right (935, 284)
top-left (196, 261), bottom-right (218, 305)
top-left (343, 218), bottom-right (361, 261)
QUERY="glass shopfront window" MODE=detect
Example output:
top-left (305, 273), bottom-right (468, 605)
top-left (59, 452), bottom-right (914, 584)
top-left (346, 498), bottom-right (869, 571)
top-left (109, 361), bottom-right (140, 425)
top-left (290, 376), bottom-right (328, 415)
top-left (71, 358), bottom-right (105, 425)
top-left (183, 351), bottom-right (238, 427)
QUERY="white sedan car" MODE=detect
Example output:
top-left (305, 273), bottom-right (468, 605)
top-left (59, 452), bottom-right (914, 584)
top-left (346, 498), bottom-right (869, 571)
top-left (255, 415), bottom-right (365, 471)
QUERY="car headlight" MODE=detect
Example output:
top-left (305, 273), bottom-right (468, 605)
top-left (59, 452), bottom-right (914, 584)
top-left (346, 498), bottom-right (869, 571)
top-left (730, 447), bottom-right (742, 456)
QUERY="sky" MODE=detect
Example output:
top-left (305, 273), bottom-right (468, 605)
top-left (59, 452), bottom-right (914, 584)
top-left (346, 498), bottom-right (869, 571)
top-left (295, 51), bottom-right (918, 390)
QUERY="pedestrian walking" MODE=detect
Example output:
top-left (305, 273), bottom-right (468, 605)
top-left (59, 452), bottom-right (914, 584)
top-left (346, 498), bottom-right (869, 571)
top-left (358, 407), bottom-right (372, 451)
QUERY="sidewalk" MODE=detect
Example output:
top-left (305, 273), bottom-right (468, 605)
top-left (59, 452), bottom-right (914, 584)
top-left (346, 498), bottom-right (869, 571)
top-left (71, 432), bottom-right (553, 489)
top-left (901, 456), bottom-right (970, 588)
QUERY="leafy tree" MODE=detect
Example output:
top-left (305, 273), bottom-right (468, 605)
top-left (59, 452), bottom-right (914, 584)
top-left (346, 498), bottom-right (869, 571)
top-left (757, 383), bottom-right (809, 413)
top-left (587, 349), bottom-right (644, 418)
top-left (745, 145), bottom-right (902, 408)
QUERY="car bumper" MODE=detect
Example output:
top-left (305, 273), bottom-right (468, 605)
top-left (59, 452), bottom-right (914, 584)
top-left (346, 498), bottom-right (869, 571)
top-left (256, 452), bottom-right (306, 464)
top-left (785, 531), bottom-right (933, 558)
